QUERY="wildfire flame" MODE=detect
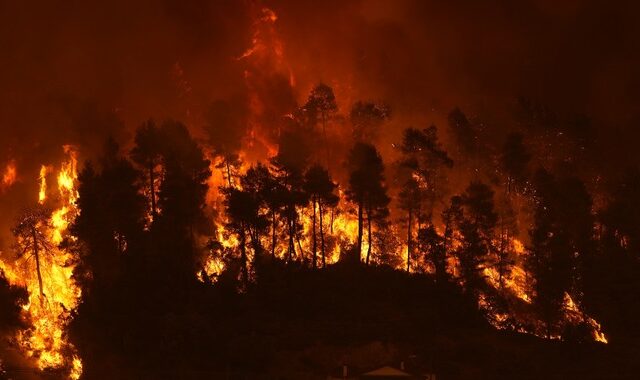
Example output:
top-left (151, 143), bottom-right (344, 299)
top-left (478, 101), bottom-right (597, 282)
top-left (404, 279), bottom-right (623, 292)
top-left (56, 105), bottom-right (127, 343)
top-left (202, 4), bottom-right (609, 345)
top-left (1, 160), bottom-right (17, 190)
top-left (38, 165), bottom-right (49, 204)
top-left (0, 146), bottom-right (82, 378)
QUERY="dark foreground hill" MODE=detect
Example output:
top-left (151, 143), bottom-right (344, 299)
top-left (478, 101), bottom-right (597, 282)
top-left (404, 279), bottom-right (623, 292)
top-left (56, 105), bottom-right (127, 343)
top-left (56, 259), bottom-right (638, 379)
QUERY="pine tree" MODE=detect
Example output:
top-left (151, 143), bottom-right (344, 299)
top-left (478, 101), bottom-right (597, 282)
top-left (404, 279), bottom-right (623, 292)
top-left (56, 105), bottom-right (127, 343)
top-left (303, 165), bottom-right (338, 268)
top-left (346, 143), bottom-right (389, 264)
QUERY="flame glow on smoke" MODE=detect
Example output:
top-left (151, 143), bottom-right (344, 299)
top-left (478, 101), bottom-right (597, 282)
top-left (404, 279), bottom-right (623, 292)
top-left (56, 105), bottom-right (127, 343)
top-left (1, 160), bottom-right (17, 191)
top-left (198, 6), bottom-right (608, 345)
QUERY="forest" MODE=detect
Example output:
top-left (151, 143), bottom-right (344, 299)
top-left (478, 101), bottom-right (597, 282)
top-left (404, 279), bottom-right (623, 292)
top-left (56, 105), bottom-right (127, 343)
top-left (0, 84), bottom-right (638, 379)
top-left (0, 1), bottom-right (639, 379)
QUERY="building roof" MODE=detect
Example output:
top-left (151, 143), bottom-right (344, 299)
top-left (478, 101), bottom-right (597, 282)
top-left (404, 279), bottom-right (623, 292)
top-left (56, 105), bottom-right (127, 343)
top-left (361, 365), bottom-right (412, 377)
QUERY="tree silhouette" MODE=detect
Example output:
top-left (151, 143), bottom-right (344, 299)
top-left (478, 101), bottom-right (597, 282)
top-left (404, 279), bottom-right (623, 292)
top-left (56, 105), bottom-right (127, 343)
top-left (239, 165), bottom-right (273, 256)
top-left (447, 107), bottom-right (479, 157)
top-left (350, 101), bottom-right (390, 143)
top-left (418, 225), bottom-right (447, 284)
top-left (303, 165), bottom-right (338, 268)
top-left (527, 169), bottom-right (573, 338)
top-left (500, 132), bottom-right (531, 194)
top-left (456, 182), bottom-right (497, 294)
top-left (156, 121), bottom-right (211, 234)
top-left (365, 184), bottom-right (390, 266)
top-left (72, 139), bottom-right (146, 290)
top-left (138, 121), bottom-right (212, 279)
top-left (597, 168), bottom-right (640, 342)
top-left (537, 172), bottom-right (594, 338)
top-left (398, 126), bottom-right (453, 221)
top-left (495, 197), bottom-right (517, 290)
top-left (346, 143), bottom-right (389, 264)
top-left (398, 177), bottom-right (421, 271)
top-left (223, 187), bottom-right (263, 284)
top-left (271, 129), bottom-right (311, 262)
top-left (204, 99), bottom-right (247, 187)
top-left (131, 120), bottom-right (163, 221)
top-left (0, 272), bottom-right (27, 337)
top-left (303, 84), bottom-right (337, 168)
top-left (556, 176), bottom-right (594, 306)
top-left (442, 195), bottom-right (464, 262)
top-left (12, 206), bottom-right (52, 299)
top-left (240, 163), bottom-right (282, 258)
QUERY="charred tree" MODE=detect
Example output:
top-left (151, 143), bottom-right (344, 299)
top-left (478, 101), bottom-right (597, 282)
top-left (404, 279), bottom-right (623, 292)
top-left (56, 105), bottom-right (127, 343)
top-left (12, 206), bottom-right (53, 300)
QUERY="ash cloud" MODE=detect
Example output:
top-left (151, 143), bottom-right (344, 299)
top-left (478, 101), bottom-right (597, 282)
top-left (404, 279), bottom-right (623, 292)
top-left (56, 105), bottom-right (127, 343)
top-left (0, 0), bottom-right (639, 211)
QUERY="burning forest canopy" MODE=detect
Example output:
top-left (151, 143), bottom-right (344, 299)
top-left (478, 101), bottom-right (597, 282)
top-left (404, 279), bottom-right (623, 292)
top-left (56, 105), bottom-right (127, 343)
top-left (1, 1), bottom-right (640, 379)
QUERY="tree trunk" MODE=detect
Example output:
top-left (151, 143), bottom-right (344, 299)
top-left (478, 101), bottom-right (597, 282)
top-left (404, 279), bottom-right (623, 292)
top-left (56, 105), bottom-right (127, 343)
top-left (149, 162), bottom-right (156, 219)
top-left (311, 196), bottom-right (317, 269)
top-left (442, 221), bottom-right (452, 282)
top-left (287, 213), bottom-right (296, 262)
top-left (225, 158), bottom-right (233, 187)
top-left (240, 223), bottom-right (248, 284)
top-left (250, 226), bottom-right (261, 258)
top-left (366, 204), bottom-right (372, 265)
top-left (330, 207), bottom-right (335, 234)
top-left (499, 218), bottom-right (506, 290)
top-left (443, 222), bottom-right (451, 258)
top-left (320, 203), bottom-right (326, 268)
top-left (271, 209), bottom-right (277, 257)
top-left (322, 113), bottom-right (330, 172)
top-left (296, 231), bottom-right (305, 264)
top-left (407, 207), bottom-right (413, 272)
top-left (357, 200), bottom-right (363, 261)
top-left (31, 226), bottom-right (44, 300)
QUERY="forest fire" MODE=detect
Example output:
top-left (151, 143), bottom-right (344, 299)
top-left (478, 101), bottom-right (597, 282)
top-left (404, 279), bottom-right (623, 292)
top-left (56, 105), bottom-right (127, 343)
top-left (0, 147), bottom-right (82, 378)
top-left (1, 1), bottom-right (639, 379)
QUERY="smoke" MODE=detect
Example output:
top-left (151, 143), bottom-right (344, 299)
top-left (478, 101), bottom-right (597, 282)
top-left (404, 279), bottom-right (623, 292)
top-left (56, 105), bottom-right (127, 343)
top-left (0, 0), bottom-right (639, 232)
top-left (270, 0), bottom-right (640, 163)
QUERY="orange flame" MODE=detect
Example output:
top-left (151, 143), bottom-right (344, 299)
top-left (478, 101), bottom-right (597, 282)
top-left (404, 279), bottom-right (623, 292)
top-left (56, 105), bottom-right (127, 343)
top-left (0, 146), bottom-right (83, 378)
top-left (38, 165), bottom-right (49, 204)
top-left (1, 160), bottom-right (17, 190)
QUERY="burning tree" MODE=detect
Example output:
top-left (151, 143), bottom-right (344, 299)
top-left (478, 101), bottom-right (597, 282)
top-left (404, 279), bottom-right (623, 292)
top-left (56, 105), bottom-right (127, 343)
top-left (398, 176), bottom-right (422, 272)
top-left (204, 99), bottom-right (247, 187)
top-left (500, 132), bottom-right (531, 194)
top-left (223, 186), bottom-right (266, 285)
top-left (417, 225), bottom-right (447, 283)
top-left (71, 139), bottom-right (146, 290)
top-left (527, 169), bottom-right (596, 338)
top-left (12, 206), bottom-right (53, 301)
top-left (302, 84), bottom-right (337, 168)
top-left (350, 101), bottom-right (390, 143)
top-left (448, 107), bottom-right (479, 158)
top-left (346, 142), bottom-right (389, 264)
top-left (131, 120), bottom-right (163, 221)
top-left (303, 164), bottom-right (338, 268)
top-left (453, 182), bottom-right (498, 295)
top-left (398, 126), bottom-right (453, 221)
top-left (270, 129), bottom-right (311, 262)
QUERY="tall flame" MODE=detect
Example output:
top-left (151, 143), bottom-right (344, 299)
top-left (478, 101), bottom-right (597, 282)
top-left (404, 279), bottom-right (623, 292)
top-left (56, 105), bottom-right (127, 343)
top-left (0, 146), bottom-right (82, 378)
top-left (38, 165), bottom-right (49, 204)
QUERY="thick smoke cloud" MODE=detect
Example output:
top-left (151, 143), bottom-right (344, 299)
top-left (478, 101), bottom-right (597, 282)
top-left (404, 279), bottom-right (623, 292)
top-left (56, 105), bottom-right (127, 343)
top-left (271, 0), bottom-right (640, 162)
top-left (0, 0), bottom-right (639, 227)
